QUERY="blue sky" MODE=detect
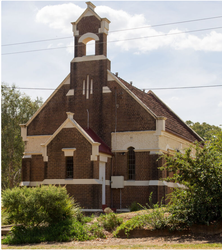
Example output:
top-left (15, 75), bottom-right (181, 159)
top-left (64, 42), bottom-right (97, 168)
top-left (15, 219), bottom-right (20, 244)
top-left (2, 1), bottom-right (222, 127)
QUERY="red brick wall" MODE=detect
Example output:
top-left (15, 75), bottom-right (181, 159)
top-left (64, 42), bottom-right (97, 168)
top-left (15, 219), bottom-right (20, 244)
top-left (47, 127), bottom-right (92, 179)
top-left (30, 155), bottom-right (45, 182)
top-left (66, 184), bottom-right (102, 209)
top-left (27, 84), bottom-right (70, 136)
top-left (22, 158), bottom-right (31, 181)
top-left (113, 152), bottom-right (160, 181)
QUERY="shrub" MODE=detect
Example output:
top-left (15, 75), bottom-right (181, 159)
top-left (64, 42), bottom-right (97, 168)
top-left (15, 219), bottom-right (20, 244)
top-left (2, 218), bottom-right (94, 244)
top-left (114, 194), bottom-right (169, 237)
top-left (98, 212), bottom-right (123, 232)
top-left (129, 201), bottom-right (141, 212)
top-left (1, 185), bottom-right (78, 227)
top-left (160, 141), bottom-right (222, 227)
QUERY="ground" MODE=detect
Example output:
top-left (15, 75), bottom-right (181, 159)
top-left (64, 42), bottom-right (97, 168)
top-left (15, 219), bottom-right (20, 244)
top-left (2, 234), bottom-right (222, 249)
top-left (2, 211), bottom-right (222, 249)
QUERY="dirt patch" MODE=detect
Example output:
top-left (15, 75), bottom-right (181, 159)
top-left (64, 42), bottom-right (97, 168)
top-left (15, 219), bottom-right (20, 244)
top-left (2, 234), bottom-right (222, 249)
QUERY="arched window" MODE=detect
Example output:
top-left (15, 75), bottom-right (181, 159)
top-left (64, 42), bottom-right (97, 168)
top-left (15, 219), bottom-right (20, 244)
top-left (128, 147), bottom-right (135, 180)
top-left (86, 40), bottom-right (95, 56)
top-left (78, 32), bottom-right (99, 56)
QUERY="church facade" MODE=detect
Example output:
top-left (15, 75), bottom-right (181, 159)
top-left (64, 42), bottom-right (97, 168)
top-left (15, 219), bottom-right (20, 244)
top-left (20, 2), bottom-right (202, 211)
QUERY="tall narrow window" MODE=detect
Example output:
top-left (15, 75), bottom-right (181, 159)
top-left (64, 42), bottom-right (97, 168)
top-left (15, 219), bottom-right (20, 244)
top-left (128, 147), bottom-right (135, 180)
top-left (66, 157), bottom-right (73, 178)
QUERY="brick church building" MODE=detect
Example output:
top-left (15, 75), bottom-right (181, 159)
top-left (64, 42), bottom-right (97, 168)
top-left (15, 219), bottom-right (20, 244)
top-left (20, 2), bottom-right (202, 211)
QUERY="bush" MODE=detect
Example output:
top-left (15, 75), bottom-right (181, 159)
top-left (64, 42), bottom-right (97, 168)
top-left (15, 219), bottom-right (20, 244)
top-left (114, 194), bottom-right (169, 237)
top-left (160, 141), bottom-right (222, 227)
top-left (1, 185), bottom-right (78, 227)
top-left (98, 212), bottom-right (123, 232)
top-left (129, 201), bottom-right (141, 212)
top-left (2, 218), bottom-right (95, 244)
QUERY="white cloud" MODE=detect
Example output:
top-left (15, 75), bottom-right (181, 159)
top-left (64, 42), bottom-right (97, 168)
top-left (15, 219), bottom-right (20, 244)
top-left (218, 101), bottom-right (222, 107)
top-left (36, 3), bottom-right (84, 34)
top-left (36, 3), bottom-right (222, 53)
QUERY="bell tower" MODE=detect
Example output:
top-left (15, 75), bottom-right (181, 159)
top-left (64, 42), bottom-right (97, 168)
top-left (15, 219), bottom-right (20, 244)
top-left (69, 2), bottom-right (112, 139)
top-left (72, 2), bottom-right (110, 58)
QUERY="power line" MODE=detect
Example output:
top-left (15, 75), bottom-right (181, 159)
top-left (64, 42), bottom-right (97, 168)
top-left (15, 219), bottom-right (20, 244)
top-left (2, 37), bottom-right (72, 47)
top-left (11, 84), bottom-right (222, 91)
top-left (2, 26), bottom-right (222, 56)
top-left (2, 15), bottom-right (222, 47)
top-left (110, 15), bottom-right (222, 33)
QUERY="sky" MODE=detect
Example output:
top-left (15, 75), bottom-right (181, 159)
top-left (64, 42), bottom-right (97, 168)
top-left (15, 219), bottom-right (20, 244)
top-left (1, 1), bottom-right (222, 127)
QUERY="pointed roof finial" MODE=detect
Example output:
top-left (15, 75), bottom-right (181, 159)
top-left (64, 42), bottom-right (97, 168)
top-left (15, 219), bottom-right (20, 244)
top-left (86, 2), bottom-right (96, 10)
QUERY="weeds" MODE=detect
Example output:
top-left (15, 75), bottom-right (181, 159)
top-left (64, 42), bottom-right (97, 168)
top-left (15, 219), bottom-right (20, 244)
top-left (98, 212), bottom-right (123, 232)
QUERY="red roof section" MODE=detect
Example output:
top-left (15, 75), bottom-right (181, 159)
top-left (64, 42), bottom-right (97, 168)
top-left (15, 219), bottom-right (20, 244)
top-left (116, 75), bottom-right (202, 142)
top-left (84, 128), bottom-right (113, 155)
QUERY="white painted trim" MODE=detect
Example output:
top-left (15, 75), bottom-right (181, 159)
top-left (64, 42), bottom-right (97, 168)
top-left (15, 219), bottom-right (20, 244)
top-left (20, 181), bottom-right (30, 186)
top-left (86, 75), bottom-right (89, 99)
top-left (133, 149), bottom-right (160, 152)
top-left (162, 131), bottom-right (194, 145)
top-left (107, 70), bottom-right (157, 119)
top-left (116, 209), bottom-right (130, 212)
top-left (26, 74), bottom-right (70, 127)
top-left (20, 124), bottom-right (27, 141)
top-left (66, 89), bottom-right (74, 96)
top-left (29, 182), bottom-right (42, 187)
top-left (22, 155), bottom-right (32, 159)
top-left (99, 154), bottom-right (108, 163)
top-left (99, 152), bottom-right (112, 158)
top-left (99, 162), bottom-right (106, 205)
top-left (26, 135), bottom-right (52, 138)
top-left (41, 114), bottom-right (100, 162)
top-left (81, 209), bottom-right (103, 212)
top-left (71, 4), bottom-right (101, 27)
top-left (90, 79), bottom-right (93, 94)
top-left (62, 148), bottom-right (76, 157)
top-left (42, 179), bottom-right (102, 185)
top-left (78, 32), bottom-right (99, 44)
top-left (71, 55), bottom-right (107, 63)
top-left (102, 86), bottom-right (112, 93)
top-left (98, 18), bottom-right (110, 35)
top-left (24, 152), bottom-right (42, 155)
top-left (124, 180), bottom-right (186, 188)
top-left (21, 179), bottom-right (186, 189)
top-left (83, 80), bottom-right (85, 95)
top-left (111, 130), bottom-right (155, 135)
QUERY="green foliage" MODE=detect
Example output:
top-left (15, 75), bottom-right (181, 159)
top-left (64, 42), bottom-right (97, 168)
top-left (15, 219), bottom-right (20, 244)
top-left (114, 194), bottom-right (169, 237)
top-left (129, 201), bottom-right (141, 212)
top-left (2, 185), bottom-right (77, 227)
top-left (1, 83), bottom-right (42, 189)
top-left (98, 212), bottom-right (123, 232)
top-left (186, 120), bottom-right (221, 141)
top-left (160, 141), bottom-right (222, 227)
top-left (2, 218), bottom-right (96, 244)
top-left (1, 207), bottom-right (13, 225)
top-left (87, 221), bottom-right (106, 238)
top-left (140, 193), bottom-right (169, 230)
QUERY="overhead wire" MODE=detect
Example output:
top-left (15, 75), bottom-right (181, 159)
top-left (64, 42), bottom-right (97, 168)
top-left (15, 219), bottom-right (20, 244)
top-left (2, 26), bottom-right (222, 55)
top-left (2, 15), bottom-right (222, 47)
top-left (10, 84), bottom-right (222, 91)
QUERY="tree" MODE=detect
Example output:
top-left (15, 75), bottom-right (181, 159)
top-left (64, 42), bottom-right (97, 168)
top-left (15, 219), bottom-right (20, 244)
top-left (160, 133), bottom-right (222, 227)
top-left (1, 83), bottom-right (42, 189)
top-left (186, 120), bottom-right (221, 141)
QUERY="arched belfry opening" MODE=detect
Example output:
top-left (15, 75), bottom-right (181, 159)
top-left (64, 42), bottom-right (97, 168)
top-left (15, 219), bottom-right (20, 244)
top-left (71, 2), bottom-right (110, 58)
top-left (78, 32), bottom-right (99, 56)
